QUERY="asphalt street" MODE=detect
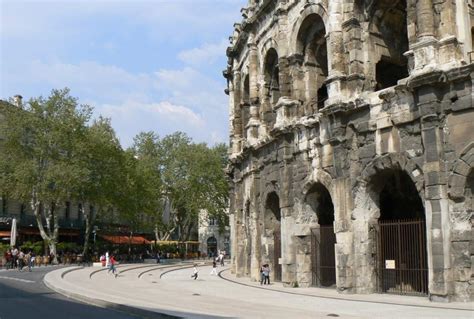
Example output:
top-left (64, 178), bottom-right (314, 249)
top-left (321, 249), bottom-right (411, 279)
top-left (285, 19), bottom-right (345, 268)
top-left (0, 266), bottom-right (138, 319)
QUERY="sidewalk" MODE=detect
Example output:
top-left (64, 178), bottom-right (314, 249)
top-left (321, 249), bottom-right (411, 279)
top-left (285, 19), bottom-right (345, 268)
top-left (44, 264), bottom-right (474, 319)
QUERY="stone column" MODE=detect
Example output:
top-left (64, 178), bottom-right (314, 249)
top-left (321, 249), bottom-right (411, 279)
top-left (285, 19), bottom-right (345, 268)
top-left (326, 0), bottom-right (346, 103)
top-left (342, 18), bottom-right (364, 97)
top-left (333, 177), bottom-right (355, 293)
top-left (247, 41), bottom-right (260, 144)
top-left (416, 0), bottom-right (435, 38)
top-left (411, 0), bottom-right (438, 71)
top-left (233, 71), bottom-right (243, 154)
top-left (437, 0), bottom-right (463, 67)
top-left (280, 141), bottom-right (296, 285)
top-left (417, 85), bottom-right (452, 301)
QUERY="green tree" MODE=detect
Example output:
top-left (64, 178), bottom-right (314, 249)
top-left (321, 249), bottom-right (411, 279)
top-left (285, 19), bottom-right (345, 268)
top-left (77, 117), bottom-right (124, 259)
top-left (0, 89), bottom-right (91, 263)
top-left (159, 133), bottom-right (229, 241)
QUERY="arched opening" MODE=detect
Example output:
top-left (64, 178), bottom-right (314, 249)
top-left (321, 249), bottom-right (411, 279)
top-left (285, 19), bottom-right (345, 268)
top-left (369, 169), bottom-right (428, 295)
top-left (306, 183), bottom-right (336, 287)
top-left (264, 48), bottom-right (280, 105)
top-left (370, 0), bottom-right (409, 90)
top-left (241, 74), bottom-right (250, 139)
top-left (207, 236), bottom-right (218, 258)
top-left (296, 13), bottom-right (328, 112)
top-left (264, 192), bottom-right (281, 282)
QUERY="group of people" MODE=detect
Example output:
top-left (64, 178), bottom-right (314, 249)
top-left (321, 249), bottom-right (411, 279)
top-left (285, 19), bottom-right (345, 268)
top-left (260, 264), bottom-right (271, 285)
top-left (3, 247), bottom-right (36, 272)
top-left (192, 250), bottom-right (227, 279)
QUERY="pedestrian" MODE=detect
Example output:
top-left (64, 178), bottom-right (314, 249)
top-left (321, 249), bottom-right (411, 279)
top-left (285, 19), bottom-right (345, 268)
top-left (219, 251), bottom-right (224, 266)
top-left (259, 265), bottom-right (264, 285)
top-left (29, 252), bottom-right (35, 272)
top-left (263, 264), bottom-right (270, 285)
top-left (210, 260), bottom-right (218, 275)
top-left (100, 254), bottom-right (106, 267)
top-left (4, 249), bottom-right (12, 270)
top-left (108, 255), bottom-right (118, 278)
top-left (191, 264), bottom-right (199, 280)
top-left (11, 246), bottom-right (18, 270)
top-left (18, 249), bottom-right (24, 271)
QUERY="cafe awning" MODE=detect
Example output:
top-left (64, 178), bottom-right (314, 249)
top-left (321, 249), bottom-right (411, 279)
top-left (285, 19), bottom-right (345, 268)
top-left (0, 231), bottom-right (11, 237)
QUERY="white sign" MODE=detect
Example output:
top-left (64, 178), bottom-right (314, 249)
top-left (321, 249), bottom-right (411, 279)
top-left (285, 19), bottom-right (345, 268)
top-left (385, 260), bottom-right (396, 269)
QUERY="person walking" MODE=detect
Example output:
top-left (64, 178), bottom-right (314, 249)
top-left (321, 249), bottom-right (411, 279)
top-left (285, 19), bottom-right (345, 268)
top-left (191, 264), bottom-right (199, 280)
top-left (108, 255), bottom-right (118, 278)
top-left (18, 250), bottom-right (24, 271)
top-left (219, 251), bottom-right (224, 266)
top-left (259, 265), bottom-right (265, 285)
top-left (11, 247), bottom-right (18, 270)
top-left (210, 260), bottom-right (218, 275)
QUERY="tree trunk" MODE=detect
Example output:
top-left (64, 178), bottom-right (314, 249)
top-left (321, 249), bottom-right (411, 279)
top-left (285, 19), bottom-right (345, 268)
top-left (82, 206), bottom-right (98, 261)
top-left (31, 195), bottom-right (59, 264)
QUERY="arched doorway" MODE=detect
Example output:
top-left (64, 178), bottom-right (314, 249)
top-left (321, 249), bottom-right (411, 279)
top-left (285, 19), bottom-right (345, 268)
top-left (207, 236), bottom-right (218, 258)
top-left (306, 183), bottom-right (336, 287)
top-left (370, 169), bottom-right (428, 295)
top-left (265, 192), bottom-right (281, 282)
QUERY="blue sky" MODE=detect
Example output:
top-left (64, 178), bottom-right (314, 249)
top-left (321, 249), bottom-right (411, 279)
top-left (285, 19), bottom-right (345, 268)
top-left (0, 0), bottom-right (246, 147)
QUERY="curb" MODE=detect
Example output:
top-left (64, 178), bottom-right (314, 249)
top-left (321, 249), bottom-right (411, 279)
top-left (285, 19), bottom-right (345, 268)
top-left (217, 268), bottom-right (473, 312)
top-left (44, 267), bottom-right (182, 319)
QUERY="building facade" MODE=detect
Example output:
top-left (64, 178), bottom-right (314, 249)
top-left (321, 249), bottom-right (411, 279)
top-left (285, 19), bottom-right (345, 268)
top-left (225, 0), bottom-right (474, 302)
top-left (198, 210), bottom-right (230, 258)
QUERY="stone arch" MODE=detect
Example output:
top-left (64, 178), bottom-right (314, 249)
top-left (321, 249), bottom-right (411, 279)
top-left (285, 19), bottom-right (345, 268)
top-left (241, 73), bottom-right (250, 139)
top-left (352, 152), bottom-right (427, 294)
top-left (302, 169), bottom-right (334, 201)
top-left (260, 38), bottom-right (279, 72)
top-left (356, 152), bottom-right (425, 203)
top-left (365, 0), bottom-right (410, 90)
top-left (289, 3), bottom-right (329, 56)
top-left (448, 142), bottom-right (474, 201)
top-left (295, 12), bottom-right (328, 111)
top-left (207, 236), bottom-right (218, 257)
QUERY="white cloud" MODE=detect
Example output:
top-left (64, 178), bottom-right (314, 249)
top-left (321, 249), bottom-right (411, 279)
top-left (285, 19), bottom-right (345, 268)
top-left (178, 39), bottom-right (229, 67)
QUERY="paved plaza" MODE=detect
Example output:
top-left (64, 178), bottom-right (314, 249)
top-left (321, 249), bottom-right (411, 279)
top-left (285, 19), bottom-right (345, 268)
top-left (43, 263), bottom-right (473, 319)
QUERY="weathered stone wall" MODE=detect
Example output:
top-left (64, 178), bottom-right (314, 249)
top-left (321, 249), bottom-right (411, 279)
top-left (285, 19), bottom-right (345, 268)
top-left (225, 0), bottom-right (474, 302)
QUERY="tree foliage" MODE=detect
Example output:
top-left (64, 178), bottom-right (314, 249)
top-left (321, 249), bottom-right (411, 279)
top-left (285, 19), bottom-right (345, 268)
top-left (0, 88), bottom-right (229, 256)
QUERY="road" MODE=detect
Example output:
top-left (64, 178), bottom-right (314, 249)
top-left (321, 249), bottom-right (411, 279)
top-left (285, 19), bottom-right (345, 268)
top-left (0, 266), bottom-right (138, 319)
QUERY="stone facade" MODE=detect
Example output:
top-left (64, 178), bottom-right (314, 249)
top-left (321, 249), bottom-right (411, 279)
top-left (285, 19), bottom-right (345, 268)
top-left (224, 0), bottom-right (474, 302)
top-left (198, 210), bottom-right (230, 258)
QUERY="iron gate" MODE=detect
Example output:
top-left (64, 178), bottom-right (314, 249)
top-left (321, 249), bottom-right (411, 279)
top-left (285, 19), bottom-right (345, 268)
top-left (273, 230), bottom-right (282, 282)
top-left (377, 219), bottom-right (428, 296)
top-left (311, 226), bottom-right (336, 287)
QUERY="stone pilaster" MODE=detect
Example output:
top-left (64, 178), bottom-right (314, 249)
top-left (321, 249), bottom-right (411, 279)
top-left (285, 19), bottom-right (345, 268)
top-left (326, 0), bottom-right (346, 103)
top-left (417, 84), bottom-right (452, 301)
top-left (232, 71), bottom-right (243, 154)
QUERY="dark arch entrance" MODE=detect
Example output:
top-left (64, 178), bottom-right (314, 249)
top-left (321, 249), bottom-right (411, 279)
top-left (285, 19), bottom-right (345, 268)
top-left (207, 236), bottom-right (218, 258)
top-left (306, 183), bottom-right (336, 287)
top-left (265, 192), bottom-right (281, 282)
top-left (370, 169), bottom-right (428, 295)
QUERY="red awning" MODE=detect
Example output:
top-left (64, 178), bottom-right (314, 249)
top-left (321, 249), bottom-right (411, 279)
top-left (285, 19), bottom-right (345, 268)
top-left (0, 231), bottom-right (11, 237)
top-left (100, 235), bottom-right (151, 245)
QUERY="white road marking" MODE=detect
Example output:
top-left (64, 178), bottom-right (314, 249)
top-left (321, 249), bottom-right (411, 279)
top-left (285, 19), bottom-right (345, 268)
top-left (0, 276), bottom-right (35, 283)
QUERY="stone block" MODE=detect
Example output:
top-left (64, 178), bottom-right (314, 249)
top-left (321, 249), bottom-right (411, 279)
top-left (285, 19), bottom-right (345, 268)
top-left (451, 241), bottom-right (471, 268)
